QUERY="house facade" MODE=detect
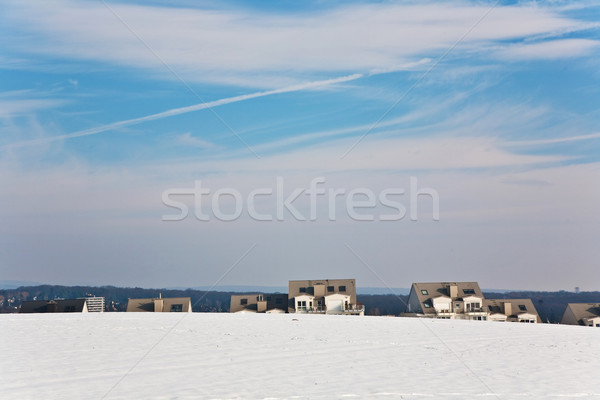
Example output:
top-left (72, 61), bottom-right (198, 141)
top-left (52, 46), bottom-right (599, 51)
top-left (229, 293), bottom-right (288, 313)
top-left (560, 303), bottom-right (600, 327)
top-left (126, 295), bottom-right (192, 312)
top-left (406, 282), bottom-right (540, 322)
top-left (288, 279), bottom-right (364, 315)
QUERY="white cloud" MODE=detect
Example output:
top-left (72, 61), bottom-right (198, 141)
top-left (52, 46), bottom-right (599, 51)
top-left (497, 38), bottom-right (600, 60)
top-left (2, 1), bottom-right (594, 87)
top-left (176, 132), bottom-right (215, 149)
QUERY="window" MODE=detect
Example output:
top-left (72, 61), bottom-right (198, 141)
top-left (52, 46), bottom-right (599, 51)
top-left (327, 286), bottom-right (334, 292)
top-left (297, 300), bottom-right (307, 311)
top-left (463, 289), bottom-right (475, 295)
top-left (240, 298), bottom-right (248, 305)
top-left (170, 304), bottom-right (183, 312)
top-left (424, 303), bottom-right (431, 308)
top-left (299, 287), bottom-right (307, 293)
top-left (339, 286), bottom-right (346, 292)
top-left (256, 295), bottom-right (263, 301)
top-left (421, 290), bottom-right (429, 295)
top-left (519, 305), bottom-right (527, 311)
top-left (275, 298), bottom-right (282, 304)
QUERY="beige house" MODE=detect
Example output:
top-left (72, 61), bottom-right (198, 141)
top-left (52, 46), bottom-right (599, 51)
top-left (20, 299), bottom-right (88, 313)
top-left (406, 282), bottom-right (540, 323)
top-left (126, 294), bottom-right (192, 312)
top-left (560, 303), bottom-right (600, 327)
top-left (288, 279), bottom-right (364, 315)
top-left (229, 293), bottom-right (288, 313)
top-left (484, 299), bottom-right (540, 323)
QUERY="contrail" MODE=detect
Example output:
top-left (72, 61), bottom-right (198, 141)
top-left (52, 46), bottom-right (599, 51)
top-left (3, 73), bottom-right (363, 149)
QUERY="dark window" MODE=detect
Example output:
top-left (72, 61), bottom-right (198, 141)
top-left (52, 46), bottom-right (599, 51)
top-left (299, 287), bottom-right (306, 293)
top-left (170, 304), bottom-right (183, 312)
top-left (266, 296), bottom-right (272, 301)
top-left (519, 305), bottom-right (527, 311)
top-left (275, 297), bottom-right (282, 304)
top-left (240, 298), bottom-right (248, 305)
top-left (327, 286), bottom-right (334, 292)
top-left (421, 290), bottom-right (429, 295)
top-left (339, 286), bottom-right (346, 292)
top-left (463, 289), bottom-right (475, 294)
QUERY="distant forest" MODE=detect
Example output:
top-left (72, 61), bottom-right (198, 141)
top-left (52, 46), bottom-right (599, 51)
top-left (1, 285), bottom-right (599, 323)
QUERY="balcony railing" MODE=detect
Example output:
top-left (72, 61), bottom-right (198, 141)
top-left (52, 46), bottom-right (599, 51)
top-left (343, 304), bottom-right (365, 313)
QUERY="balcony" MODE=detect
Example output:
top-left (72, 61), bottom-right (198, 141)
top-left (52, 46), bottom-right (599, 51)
top-left (343, 304), bottom-right (365, 313)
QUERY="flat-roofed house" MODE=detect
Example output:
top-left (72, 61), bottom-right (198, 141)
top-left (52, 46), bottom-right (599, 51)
top-left (288, 279), bottom-right (364, 315)
top-left (229, 293), bottom-right (288, 313)
top-left (560, 303), bottom-right (600, 327)
top-left (484, 298), bottom-right (540, 323)
top-left (406, 282), bottom-right (488, 320)
top-left (126, 294), bottom-right (192, 312)
top-left (20, 299), bottom-right (88, 313)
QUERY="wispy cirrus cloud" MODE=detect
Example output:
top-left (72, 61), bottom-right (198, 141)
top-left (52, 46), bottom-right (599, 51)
top-left (1, 0), bottom-right (597, 87)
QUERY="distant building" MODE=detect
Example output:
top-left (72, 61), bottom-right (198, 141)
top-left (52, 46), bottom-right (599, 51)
top-left (229, 293), bottom-right (288, 313)
top-left (484, 299), bottom-right (539, 323)
top-left (126, 294), bottom-right (192, 312)
top-left (20, 299), bottom-right (88, 313)
top-left (80, 296), bottom-right (105, 312)
top-left (288, 279), bottom-right (364, 315)
top-left (560, 303), bottom-right (600, 327)
top-left (405, 282), bottom-right (540, 322)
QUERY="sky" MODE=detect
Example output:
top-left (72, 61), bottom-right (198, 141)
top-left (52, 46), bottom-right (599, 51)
top-left (0, 0), bottom-right (599, 291)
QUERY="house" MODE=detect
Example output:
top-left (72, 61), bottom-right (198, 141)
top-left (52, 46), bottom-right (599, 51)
top-left (20, 299), bottom-right (88, 313)
top-left (484, 299), bottom-right (540, 323)
top-left (405, 281), bottom-right (540, 323)
top-left (126, 294), bottom-right (192, 312)
top-left (288, 279), bottom-right (364, 315)
top-left (229, 293), bottom-right (288, 313)
top-left (560, 303), bottom-right (600, 327)
top-left (406, 282), bottom-right (488, 320)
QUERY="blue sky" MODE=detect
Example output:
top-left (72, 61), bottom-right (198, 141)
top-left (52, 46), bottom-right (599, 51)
top-left (1, 0), bottom-right (599, 290)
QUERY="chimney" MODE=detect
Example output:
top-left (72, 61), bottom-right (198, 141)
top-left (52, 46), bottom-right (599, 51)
top-left (449, 285), bottom-right (458, 298)
top-left (503, 302), bottom-right (512, 316)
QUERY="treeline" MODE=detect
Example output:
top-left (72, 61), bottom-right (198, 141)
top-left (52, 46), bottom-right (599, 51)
top-left (0, 285), bottom-right (234, 313)
top-left (1, 285), bottom-right (598, 323)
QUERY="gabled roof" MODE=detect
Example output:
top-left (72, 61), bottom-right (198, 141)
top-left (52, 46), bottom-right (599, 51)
top-left (563, 303), bottom-right (600, 323)
top-left (410, 282), bottom-right (484, 314)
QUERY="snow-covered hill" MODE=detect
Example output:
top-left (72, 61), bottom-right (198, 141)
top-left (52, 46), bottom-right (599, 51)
top-left (1, 313), bottom-right (598, 399)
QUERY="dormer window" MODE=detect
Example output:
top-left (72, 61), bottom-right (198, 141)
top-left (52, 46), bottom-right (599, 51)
top-left (421, 290), bottom-right (428, 295)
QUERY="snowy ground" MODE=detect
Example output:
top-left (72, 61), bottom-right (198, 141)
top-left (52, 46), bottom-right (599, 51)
top-left (1, 313), bottom-right (599, 400)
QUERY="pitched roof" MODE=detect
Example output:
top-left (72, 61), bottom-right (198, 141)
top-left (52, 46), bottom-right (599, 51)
top-left (410, 282), bottom-right (484, 314)
top-left (564, 303), bottom-right (600, 323)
